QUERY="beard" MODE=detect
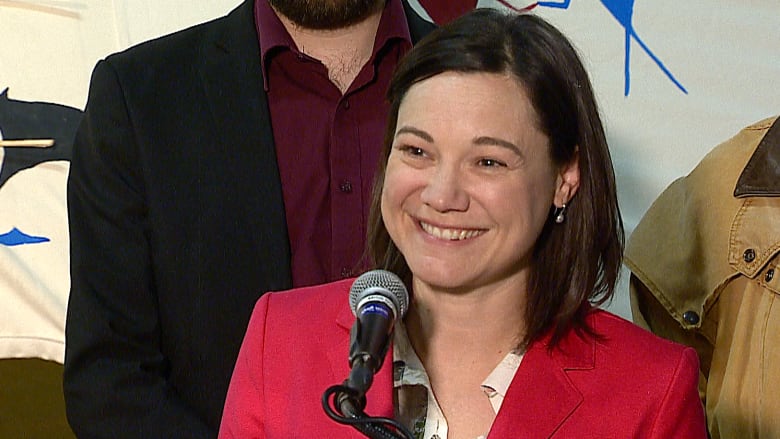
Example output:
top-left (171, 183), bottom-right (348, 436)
top-left (268, 0), bottom-right (385, 29)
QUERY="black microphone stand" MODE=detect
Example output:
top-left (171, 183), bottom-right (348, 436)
top-left (322, 383), bottom-right (414, 439)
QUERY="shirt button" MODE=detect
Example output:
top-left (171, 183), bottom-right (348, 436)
top-left (766, 268), bottom-right (775, 282)
top-left (743, 248), bottom-right (756, 263)
top-left (682, 311), bottom-right (700, 325)
top-left (339, 181), bottom-right (353, 193)
top-left (340, 267), bottom-right (352, 278)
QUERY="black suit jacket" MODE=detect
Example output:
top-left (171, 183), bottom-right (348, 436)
top-left (64, 1), bottom-right (434, 437)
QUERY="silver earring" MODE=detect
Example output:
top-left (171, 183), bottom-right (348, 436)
top-left (554, 204), bottom-right (567, 224)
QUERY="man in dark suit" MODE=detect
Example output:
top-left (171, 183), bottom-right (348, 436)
top-left (63, 1), bottom-right (434, 437)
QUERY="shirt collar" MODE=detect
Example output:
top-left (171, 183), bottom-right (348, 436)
top-left (481, 351), bottom-right (524, 413)
top-left (253, 0), bottom-right (412, 89)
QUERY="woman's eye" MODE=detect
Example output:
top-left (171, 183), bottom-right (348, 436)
top-left (401, 146), bottom-right (426, 156)
top-left (478, 158), bottom-right (506, 167)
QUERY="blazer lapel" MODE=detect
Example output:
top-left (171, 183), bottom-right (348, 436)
top-left (325, 305), bottom-right (355, 390)
top-left (489, 331), bottom-right (595, 438)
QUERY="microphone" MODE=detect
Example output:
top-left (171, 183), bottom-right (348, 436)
top-left (343, 270), bottom-right (409, 408)
top-left (322, 270), bottom-right (414, 438)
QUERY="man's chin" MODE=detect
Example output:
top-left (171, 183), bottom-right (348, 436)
top-left (269, 0), bottom-right (384, 30)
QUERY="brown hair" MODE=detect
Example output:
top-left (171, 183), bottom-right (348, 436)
top-left (367, 9), bottom-right (624, 349)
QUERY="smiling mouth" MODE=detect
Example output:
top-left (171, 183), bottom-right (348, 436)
top-left (420, 221), bottom-right (486, 241)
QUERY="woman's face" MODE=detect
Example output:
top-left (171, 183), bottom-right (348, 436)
top-left (381, 71), bottom-right (578, 293)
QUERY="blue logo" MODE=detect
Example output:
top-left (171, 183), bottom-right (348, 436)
top-left (360, 303), bottom-right (391, 318)
top-left (0, 227), bottom-right (50, 246)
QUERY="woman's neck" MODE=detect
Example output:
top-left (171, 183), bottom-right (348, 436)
top-left (405, 279), bottom-right (528, 368)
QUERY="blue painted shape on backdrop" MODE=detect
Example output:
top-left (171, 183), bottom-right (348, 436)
top-left (536, 0), bottom-right (687, 96)
top-left (0, 227), bottom-right (50, 246)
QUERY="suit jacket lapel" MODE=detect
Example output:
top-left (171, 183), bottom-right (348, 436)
top-left (199, 0), bottom-right (269, 153)
top-left (196, 0), bottom-right (293, 288)
top-left (489, 331), bottom-right (595, 438)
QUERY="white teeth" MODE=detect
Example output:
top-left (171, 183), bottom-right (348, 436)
top-left (420, 222), bottom-right (483, 240)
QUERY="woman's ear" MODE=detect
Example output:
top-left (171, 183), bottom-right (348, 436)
top-left (554, 149), bottom-right (580, 207)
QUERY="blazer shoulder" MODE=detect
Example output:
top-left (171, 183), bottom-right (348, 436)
top-left (105, 1), bottom-right (254, 72)
top-left (264, 278), bottom-right (353, 322)
top-left (402, 0), bottom-right (437, 42)
top-left (590, 310), bottom-right (695, 366)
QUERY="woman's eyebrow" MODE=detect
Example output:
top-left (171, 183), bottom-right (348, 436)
top-left (395, 126), bottom-right (433, 142)
top-left (473, 136), bottom-right (523, 156)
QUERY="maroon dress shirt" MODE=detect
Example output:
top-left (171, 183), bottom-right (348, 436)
top-left (254, 0), bottom-right (412, 287)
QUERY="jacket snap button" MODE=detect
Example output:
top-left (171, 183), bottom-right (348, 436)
top-left (682, 311), bottom-right (700, 325)
top-left (766, 269), bottom-right (775, 282)
top-left (743, 248), bottom-right (756, 263)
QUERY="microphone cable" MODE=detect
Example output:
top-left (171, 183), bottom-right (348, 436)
top-left (322, 384), bottom-right (414, 439)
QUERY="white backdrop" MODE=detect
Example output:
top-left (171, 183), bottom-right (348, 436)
top-left (0, 1), bottom-right (778, 353)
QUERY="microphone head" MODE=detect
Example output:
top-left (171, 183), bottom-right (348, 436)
top-left (349, 270), bottom-right (409, 319)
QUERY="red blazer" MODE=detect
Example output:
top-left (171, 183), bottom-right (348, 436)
top-left (219, 279), bottom-right (706, 438)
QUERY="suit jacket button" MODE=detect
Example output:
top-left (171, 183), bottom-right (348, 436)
top-left (766, 268), bottom-right (775, 282)
top-left (743, 248), bottom-right (756, 263)
top-left (682, 311), bottom-right (700, 325)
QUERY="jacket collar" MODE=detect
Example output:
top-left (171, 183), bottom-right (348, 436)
top-left (735, 116), bottom-right (780, 197)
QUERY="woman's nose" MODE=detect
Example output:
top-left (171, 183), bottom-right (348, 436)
top-left (419, 165), bottom-right (469, 212)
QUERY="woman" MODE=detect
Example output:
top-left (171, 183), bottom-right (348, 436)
top-left (219, 9), bottom-right (706, 438)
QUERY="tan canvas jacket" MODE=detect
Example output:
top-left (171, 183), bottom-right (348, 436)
top-left (625, 116), bottom-right (780, 439)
